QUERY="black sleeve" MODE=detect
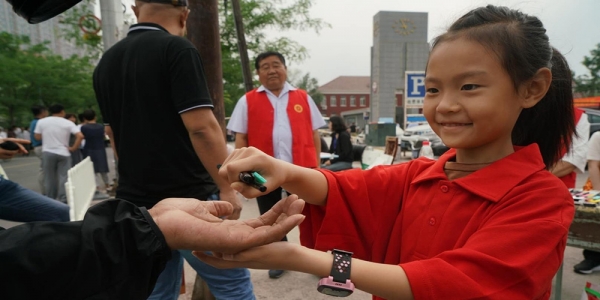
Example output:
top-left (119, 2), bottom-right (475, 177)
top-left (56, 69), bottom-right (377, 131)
top-left (169, 46), bottom-right (213, 113)
top-left (0, 199), bottom-right (171, 300)
top-left (331, 131), bottom-right (353, 163)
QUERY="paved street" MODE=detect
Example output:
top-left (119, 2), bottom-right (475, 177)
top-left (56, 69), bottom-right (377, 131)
top-left (1, 147), bottom-right (600, 299)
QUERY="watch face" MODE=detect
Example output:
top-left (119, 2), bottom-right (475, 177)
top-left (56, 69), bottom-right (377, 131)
top-left (317, 277), bottom-right (355, 297)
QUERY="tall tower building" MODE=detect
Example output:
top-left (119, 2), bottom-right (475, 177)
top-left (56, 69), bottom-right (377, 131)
top-left (371, 11), bottom-right (429, 126)
top-left (0, 1), bottom-right (89, 58)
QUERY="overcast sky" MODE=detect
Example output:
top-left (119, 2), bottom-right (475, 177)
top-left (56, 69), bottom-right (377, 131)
top-left (120, 0), bottom-right (599, 86)
top-left (267, 0), bottom-right (600, 85)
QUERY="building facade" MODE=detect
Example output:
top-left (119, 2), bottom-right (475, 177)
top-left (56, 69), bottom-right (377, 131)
top-left (319, 76), bottom-right (386, 131)
top-left (371, 11), bottom-right (429, 127)
top-left (0, 1), bottom-right (88, 58)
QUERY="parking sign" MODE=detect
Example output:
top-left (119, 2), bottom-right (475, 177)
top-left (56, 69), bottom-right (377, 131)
top-left (406, 72), bottom-right (426, 98)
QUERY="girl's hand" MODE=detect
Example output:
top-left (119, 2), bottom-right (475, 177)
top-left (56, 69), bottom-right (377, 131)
top-left (194, 241), bottom-right (302, 271)
top-left (219, 147), bottom-right (292, 199)
top-left (324, 160), bottom-right (331, 166)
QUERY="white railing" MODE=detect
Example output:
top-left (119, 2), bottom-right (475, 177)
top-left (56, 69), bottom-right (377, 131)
top-left (65, 157), bottom-right (96, 221)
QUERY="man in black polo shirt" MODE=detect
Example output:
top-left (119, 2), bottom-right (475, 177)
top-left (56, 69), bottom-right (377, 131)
top-left (93, 0), bottom-right (254, 299)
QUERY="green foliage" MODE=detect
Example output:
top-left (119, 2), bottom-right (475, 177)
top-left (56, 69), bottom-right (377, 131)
top-left (219, 0), bottom-right (329, 115)
top-left (574, 43), bottom-right (600, 97)
top-left (0, 32), bottom-right (97, 127)
top-left (290, 71), bottom-right (323, 105)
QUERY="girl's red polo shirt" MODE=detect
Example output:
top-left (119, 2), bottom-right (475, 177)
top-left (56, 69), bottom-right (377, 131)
top-left (315, 144), bottom-right (574, 300)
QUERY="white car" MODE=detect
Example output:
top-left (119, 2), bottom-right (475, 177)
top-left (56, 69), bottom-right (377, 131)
top-left (399, 124), bottom-right (443, 152)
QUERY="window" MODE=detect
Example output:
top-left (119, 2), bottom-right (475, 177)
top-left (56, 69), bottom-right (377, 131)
top-left (340, 96), bottom-right (347, 107)
top-left (330, 96), bottom-right (337, 107)
top-left (360, 96), bottom-right (366, 106)
top-left (320, 100), bottom-right (327, 109)
top-left (350, 96), bottom-right (356, 107)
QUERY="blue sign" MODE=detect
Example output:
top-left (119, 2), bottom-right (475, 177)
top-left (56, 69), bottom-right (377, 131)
top-left (406, 115), bottom-right (427, 122)
top-left (406, 73), bottom-right (426, 98)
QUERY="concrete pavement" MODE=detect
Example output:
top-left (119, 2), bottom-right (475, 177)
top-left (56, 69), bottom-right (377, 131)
top-left (1, 148), bottom-right (600, 299)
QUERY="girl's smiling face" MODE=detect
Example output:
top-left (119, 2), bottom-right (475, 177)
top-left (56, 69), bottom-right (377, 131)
top-left (424, 37), bottom-right (527, 163)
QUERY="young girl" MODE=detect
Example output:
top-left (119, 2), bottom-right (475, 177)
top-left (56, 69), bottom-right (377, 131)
top-left (322, 115), bottom-right (354, 171)
top-left (202, 5), bottom-right (575, 299)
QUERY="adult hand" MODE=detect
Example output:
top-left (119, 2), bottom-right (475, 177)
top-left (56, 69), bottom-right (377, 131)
top-left (219, 147), bottom-right (291, 199)
top-left (0, 138), bottom-right (30, 159)
top-left (148, 195), bottom-right (305, 253)
top-left (219, 189), bottom-right (243, 220)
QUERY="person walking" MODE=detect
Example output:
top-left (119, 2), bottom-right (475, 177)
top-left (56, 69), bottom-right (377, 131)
top-left (29, 105), bottom-right (48, 194)
top-left (34, 104), bottom-right (83, 202)
top-left (92, 0), bottom-right (250, 298)
top-left (227, 50), bottom-right (326, 278)
top-left (80, 109), bottom-right (111, 198)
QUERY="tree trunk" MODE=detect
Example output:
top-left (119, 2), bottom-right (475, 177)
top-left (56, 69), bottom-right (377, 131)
top-left (187, 0), bottom-right (226, 136)
top-left (231, 0), bottom-right (253, 92)
top-left (186, 1), bottom-right (223, 298)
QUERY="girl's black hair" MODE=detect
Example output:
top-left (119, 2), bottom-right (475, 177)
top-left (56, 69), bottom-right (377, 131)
top-left (431, 5), bottom-right (574, 169)
top-left (329, 115), bottom-right (347, 133)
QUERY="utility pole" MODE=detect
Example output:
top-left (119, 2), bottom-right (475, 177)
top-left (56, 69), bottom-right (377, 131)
top-left (231, 0), bottom-right (253, 92)
top-left (98, 0), bottom-right (124, 51)
top-left (187, 0), bottom-right (226, 135)
top-left (185, 1), bottom-right (224, 297)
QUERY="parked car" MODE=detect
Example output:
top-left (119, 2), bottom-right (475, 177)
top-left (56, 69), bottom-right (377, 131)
top-left (582, 108), bottom-right (600, 137)
top-left (399, 124), bottom-right (449, 157)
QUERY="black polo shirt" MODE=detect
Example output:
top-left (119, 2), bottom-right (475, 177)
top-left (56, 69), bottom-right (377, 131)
top-left (93, 23), bottom-right (218, 208)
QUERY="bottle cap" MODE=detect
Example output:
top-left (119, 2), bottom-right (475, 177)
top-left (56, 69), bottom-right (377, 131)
top-left (422, 140), bottom-right (430, 146)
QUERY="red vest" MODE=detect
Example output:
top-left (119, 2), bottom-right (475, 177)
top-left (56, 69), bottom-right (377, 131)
top-left (559, 108), bottom-right (584, 188)
top-left (246, 88), bottom-right (321, 248)
top-left (246, 88), bottom-right (317, 168)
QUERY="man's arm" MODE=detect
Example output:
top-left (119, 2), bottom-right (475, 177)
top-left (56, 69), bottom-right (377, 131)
top-left (550, 161), bottom-right (577, 178)
top-left (589, 160), bottom-right (600, 189)
top-left (34, 133), bottom-right (42, 141)
top-left (312, 130), bottom-right (321, 168)
top-left (69, 132), bottom-right (84, 152)
top-left (105, 125), bottom-right (118, 160)
top-left (0, 197), bottom-right (305, 299)
top-left (235, 133), bottom-right (248, 149)
top-left (180, 108), bottom-right (242, 220)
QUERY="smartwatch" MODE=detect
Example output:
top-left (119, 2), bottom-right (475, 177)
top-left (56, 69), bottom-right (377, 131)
top-left (317, 249), bottom-right (355, 297)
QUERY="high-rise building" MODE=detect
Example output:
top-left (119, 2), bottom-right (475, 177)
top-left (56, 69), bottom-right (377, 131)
top-left (0, 1), bottom-right (88, 58)
top-left (371, 11), bottom-right (429, 126)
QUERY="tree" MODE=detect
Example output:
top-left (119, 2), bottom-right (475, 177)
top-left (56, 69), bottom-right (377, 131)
top-left (219, 0), bottom-right (329, 115)
top-left (0, 32), bottom-right (97, 127)
top-left (574, 43), bottom-right (600, 97)
top-left (290, 71), bottom-right (323, 106)
top-left (57, 0), bottom-right (104, 60)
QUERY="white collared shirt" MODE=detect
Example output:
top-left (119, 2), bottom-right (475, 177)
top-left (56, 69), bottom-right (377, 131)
top-left (227, 82), bottom-right (326, 163)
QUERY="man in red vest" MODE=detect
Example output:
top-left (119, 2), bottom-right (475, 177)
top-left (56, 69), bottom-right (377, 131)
top-left (228, 51), bottom-right (326, 278)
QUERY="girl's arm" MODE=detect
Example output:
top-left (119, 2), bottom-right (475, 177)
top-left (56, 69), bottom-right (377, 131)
top-left (219, 147), bottom-right (329, 206)
top-left (196, 243), bottom-right (414, 300)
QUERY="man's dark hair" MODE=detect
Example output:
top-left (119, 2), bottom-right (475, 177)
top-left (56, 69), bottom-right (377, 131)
top-left (254, 51), bottom-right (286, 70)
top-left (48, 104), bottom-right (64, 114)
top-left (82, 109), bottom-right (96, 121)
top-left (31, 105), bottom-right (47, 116)
top-left (78, 113), bottom-right (85, 122)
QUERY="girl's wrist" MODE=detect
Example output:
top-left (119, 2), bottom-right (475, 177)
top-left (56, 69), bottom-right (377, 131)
top-left (293, 246), bottom-right (334, 278)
